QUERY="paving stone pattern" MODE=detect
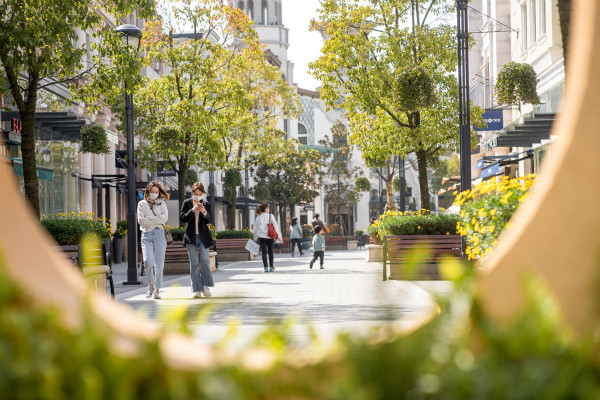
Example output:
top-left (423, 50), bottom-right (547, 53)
top-left (115, 250), bottom-right (448, 349)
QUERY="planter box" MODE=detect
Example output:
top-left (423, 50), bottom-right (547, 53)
top-left (217, 252), bottom-right (255, 262)
top-left (366, 244), bottom-right (383, 262)
top-left (383, 235), bottom-right (462, 281)
top-left (347, 240), bottom-right (358, 250)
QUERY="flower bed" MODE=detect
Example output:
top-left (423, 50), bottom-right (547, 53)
top-left (215, 229), bottom-right (253, 239)
top-left (454, 174), bottom-right (535, 260)
top-left (366, 210), bottom-right (460, 245)
top-left (41, 212), bottom-right (111, 246)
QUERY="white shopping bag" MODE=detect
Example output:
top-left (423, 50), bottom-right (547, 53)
top-left (245, 239), bottom-right (260, 256)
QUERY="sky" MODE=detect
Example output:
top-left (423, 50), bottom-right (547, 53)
top-left (282, 0), bottom-right (324, 91)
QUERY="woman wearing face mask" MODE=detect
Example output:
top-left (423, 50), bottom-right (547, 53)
top-left (180, 182), bottom-right (215, 298)
top-left (137, 181), bottom-right (170, 299)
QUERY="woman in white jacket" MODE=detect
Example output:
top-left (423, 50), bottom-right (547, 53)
top-left (253, 203), bottom-right (282, 272)
top-left (137, 181), bottom-right (170, 299)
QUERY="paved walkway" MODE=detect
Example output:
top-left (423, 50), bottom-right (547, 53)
top-left (114, 250), bottom-right (450, 349)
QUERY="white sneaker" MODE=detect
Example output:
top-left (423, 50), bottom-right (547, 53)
top-left (153, 289), bottom-right (161, 299)
top-left (193, 291), bottom-right (202, 298)
top-left (202, 286), bottom-right (212, 297)
top-left (145, 285), bottom-right (154, 298)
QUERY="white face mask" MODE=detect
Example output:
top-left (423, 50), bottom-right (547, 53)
top-left (149, 193), bottom-right (159, 200)
top-left (192, 195), bottom-right (202, 202)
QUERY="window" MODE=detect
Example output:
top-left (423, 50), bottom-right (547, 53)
top-left (521, 6), bottom-right (528, 50)
top-left (298, 123), bottom-right (308, 144)
top-left (262, 1), bottom-right (268, 25)
top-left (540, 0), bottom-right (546, 35)
top-left (529, 0), bottom-right (537, 44)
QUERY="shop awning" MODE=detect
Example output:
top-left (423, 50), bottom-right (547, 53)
top-left (1, 111), bottom-right (88, 141)
top-left (480, 163), bottom-right (500, 179)
top-left (8, 158), bottom-right (53, 180)
top-left (300, 144), bottom-right (339, 154)
top-left (480, 113), bottom-right (555, 151)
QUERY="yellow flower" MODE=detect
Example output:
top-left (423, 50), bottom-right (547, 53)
top-left (417, 226), bottom-right (421, 230)
top-left (490, 209), bottom-right (497, 216)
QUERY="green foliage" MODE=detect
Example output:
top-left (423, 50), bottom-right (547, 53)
top-left (328, 224), bottom-right (342, 236)
top-left (302, 224), bottom-right (313, 237)
top-left (495, 62), bottom-right (541, 105)
top-left (184, 169), bottom-right (198, 188)
top-left (408, 202), bottom-right (417, 211)
top-left (3, 236), bottom-right (600, 398)
top-left (113, 220), bottom-right (128, 239)
top-left (154, 125), bottom-right (180, 149)
top-left (215, 230), bottom-right (253, 239)
top-left (454, 175), bottom-right (535, 260)
top-left (168, 227), bottom-right (186, 241)
top-left (366, 210), bottom-right (459, 244)
top-left (224, 169), bottom-right (242, 187)
top-left (41, 212), bottom-right (111, 245)
top-left (253, 185), bottom-right (271, 202)
top-left (355, 176), bottom-right (371, 193)
top-left (309, 0), bottom-right (484, 211)
top-left (223, 187), bottom-right (233, 203)
top-left (80, 125), bottom-right (110, 155)
top-left (431, 155), bottom-right (460, 192)
top-left (396, 66), bottom-right (437, 112)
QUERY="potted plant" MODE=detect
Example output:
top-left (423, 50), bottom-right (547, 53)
top-left (301, 224), bottom-right (313, 250)
top-left (112, 220), bottom-right (127, 263)
top-left (346, 235), bottom-right (358, 250)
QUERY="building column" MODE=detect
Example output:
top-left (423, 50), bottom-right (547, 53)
top-left (80, 153), bottom-right (93, 212)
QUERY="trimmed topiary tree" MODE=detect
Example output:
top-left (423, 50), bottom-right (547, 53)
top-left (80, 125), bottom-right (110, 155)
top-left (495, 62), bottom-right (541, 106)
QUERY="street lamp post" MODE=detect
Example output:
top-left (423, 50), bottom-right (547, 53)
top-left (115, 24), bottom-right (143, 286)
top-left (457, 0), bottom-right (471, 193)
top-left (398, 157), bottom-right (406, 212)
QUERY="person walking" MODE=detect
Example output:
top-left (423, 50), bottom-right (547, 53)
top-left (254, 203), bottom-right (282, 272)
top-left (309, 225), bottom-right (326, 269)
top-left (312, 213), bottom-right (330, 235)
top-left (180, 182), bottom-right (215, 298)
top-left (290, 217), bottom-right (304, 256)
top-left (137, 181), bottom-right (170, 299)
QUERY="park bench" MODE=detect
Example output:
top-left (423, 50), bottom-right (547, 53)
top-left (215, 238), bottom-right (253, 261)
top-left (383, 235), bottom-right (462, 280)
top-left (56, 242), bottom-right (114, 298)
top-left (161, 241), bottom-right (218, 274)
top-left (324, 236), bottom-right (348, 250)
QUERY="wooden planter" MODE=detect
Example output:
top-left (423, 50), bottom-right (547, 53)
top-left (383, 235), bottom-right (463, 280)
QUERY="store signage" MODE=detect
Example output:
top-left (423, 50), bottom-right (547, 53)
top-left (11, 118), bottom-right (22, 134)
top-left (474, 110), bottom-right (503, 131)
top-left (303, 205), bottom-right (315, 211)
top-left (157, 162), bottom-right (176, 177)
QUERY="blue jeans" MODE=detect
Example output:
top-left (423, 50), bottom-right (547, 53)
top-left (291, 238), bottom-right (303, 254)
top-left (141, 228), bottom-right (167, 289)
top-left (186, 236), bottom-right (214, 292)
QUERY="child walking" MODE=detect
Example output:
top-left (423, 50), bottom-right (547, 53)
top-left (309, 225), bottom-right (325, 269)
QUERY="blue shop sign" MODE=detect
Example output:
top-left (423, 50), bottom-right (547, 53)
top-left (480, 163), bottom-right (500, 179)
top-left (475, 159), bottom-right (484, 169)
top-left (475, 110), bottom-right (504, 131)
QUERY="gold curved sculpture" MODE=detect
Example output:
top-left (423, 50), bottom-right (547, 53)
top-left (478, 0), bottom-right (599, 333)
top-left (0, 0), bottom-right (596, 370)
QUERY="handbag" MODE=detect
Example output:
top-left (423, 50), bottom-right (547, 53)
top-left (267, 215), bottom-right (279, 240)
top-left (149, 201), bottom-right (173, 245)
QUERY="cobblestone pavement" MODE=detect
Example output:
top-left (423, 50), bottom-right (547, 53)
top-left (115, 250), bottom-right (451, 349)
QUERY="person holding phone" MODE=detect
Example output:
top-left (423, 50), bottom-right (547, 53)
top-left (180, 182), bottom-right (215, 298)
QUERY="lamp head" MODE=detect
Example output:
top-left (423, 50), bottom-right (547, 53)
top-left (114, 24), bottom-right (143, 49)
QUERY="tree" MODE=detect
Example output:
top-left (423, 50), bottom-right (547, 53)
top-left (223, 168), bottom-right (242, 229)
top-left (250, 140), bottom-right (322, 233)
top-left (134, 1), bottom-right (261, 216)
top-left (319, 123), bottom-right (364, 235)
top-left (310, 0), bottom-right (482, 211)
top-left (431, 154), bottom-right (460, 193)
top-left (219, 43), bottom-right (300, 229)
top-left (0, 0), bottom-right (154, 215)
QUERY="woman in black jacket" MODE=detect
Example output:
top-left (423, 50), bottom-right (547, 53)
top-left (180, 182), bottom-right (215, 298)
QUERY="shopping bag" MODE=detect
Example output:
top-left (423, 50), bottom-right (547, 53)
top-left (245, 239), bottom-right (260, 256)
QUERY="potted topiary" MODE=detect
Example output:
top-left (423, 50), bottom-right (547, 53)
top-left (301, 224), bottom-right (313, 250)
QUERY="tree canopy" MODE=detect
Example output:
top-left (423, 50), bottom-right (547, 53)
top-left (309, 0), bottom-right (482, 210)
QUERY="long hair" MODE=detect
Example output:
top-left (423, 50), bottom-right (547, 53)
top-left (191, 182), bottom-right (206, 194)
top-left (255, 202), bottom-right (268, 216)
top-left (144, 181), bottom-right (170, 201)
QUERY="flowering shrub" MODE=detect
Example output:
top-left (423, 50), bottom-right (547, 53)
top-left (113, 220), bottom-right (127, 239)
top-left (41, 212), bottom-right (111, 245)
top-left (454, 174), bottom-right (535, 260)
top-left (166, 225), bottom-right (185, 241)
top-left (215, 229), bottom-right (253, 239)
top-left (366, 210), bottom-right (460, 245)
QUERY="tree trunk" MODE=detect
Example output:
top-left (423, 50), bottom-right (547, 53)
top-left (20, 107), bottom-right (40, 216)
top-left (415, 149), bottom-right (431, 211)
top-left (557, 0), bottom-right (572, 68)
top-left (178, 165), bottom-right (187, 227)
top-left (279, 204), bottom-right (287, 236)
top-left (228, 185), bottom-right (237, 230)
top-left (385, 174), bottom-right (396, 212)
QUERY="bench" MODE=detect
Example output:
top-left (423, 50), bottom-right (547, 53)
top-left (383, 235), bottom-right (463, 280)
top-left (56, 242), bottom-right (114, 298)
top-left (215, 238), bottom-right (253, 261)
top-left (162, 242), bottom-right (217, 274)
top-left (324, 236), bottom-right (348, 250)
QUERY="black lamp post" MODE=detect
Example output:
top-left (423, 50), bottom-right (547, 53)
top-left (115, 24), bottom-right (143, 286)
top-left (457, 0), bottom-right (471, 193)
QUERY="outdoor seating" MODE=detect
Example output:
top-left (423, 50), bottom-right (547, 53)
top-left (56, 242), bottom-right (114, 298)
top-left (324, 236), bottom-right (348, 250)
top-left (215, 238), bottom-right (252, 261)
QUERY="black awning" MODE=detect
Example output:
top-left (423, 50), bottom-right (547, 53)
top-left (481, 112), bottom-right (556, 151)
top-left (1, 111), bottom-right (87, 142)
